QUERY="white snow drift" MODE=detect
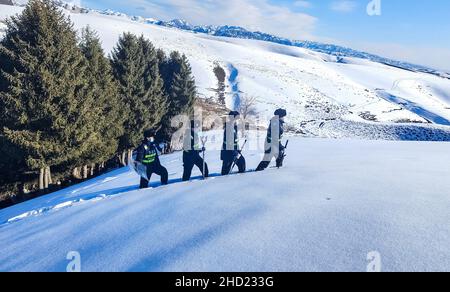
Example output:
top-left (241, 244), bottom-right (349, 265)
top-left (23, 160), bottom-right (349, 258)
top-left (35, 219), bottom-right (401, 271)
top-left (0, 138), bottom-right (449, 272)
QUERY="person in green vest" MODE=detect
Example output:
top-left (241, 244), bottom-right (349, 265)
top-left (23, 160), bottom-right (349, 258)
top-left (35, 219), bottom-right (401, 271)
top-left (136, 129), bottom-right (169, 189)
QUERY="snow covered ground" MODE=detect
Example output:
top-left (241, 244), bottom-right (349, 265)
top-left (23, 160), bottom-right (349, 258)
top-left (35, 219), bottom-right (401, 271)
top-left (0, 137), bottom-right (449, 272)
top-left (1, 3), bottom-right (450, 272)
top-left (2, 4), bottom-right (450, 139)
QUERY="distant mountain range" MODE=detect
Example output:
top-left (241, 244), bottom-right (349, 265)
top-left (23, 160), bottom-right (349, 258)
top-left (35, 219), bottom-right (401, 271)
top-left (4, 0), bottom-right (449, 78)
top-left (140, 18), bottom-right (448, 78)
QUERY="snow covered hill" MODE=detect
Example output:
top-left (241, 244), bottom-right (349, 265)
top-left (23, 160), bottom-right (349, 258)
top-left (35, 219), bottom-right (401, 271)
top-left (143, 20), bottom-right (449, 79)
top-left (2, 4), bottom-right (450, 140)
top-left (1, 2), bottom-right (450, 273)
top-left (0, 137), bottom-right (449, 272)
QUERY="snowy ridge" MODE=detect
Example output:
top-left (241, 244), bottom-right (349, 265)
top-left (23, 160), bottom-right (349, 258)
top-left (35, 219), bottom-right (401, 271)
top-left (0, 169), bottom-right (141, 226)
top-left (5, 196), bottom-right (103, 224)
top-left (152, 21), bottom-right (448, 78)
top-left (103, 10), bottom-right (448, 77)
top-left (1, 3), bottom-right (450, 141)
top-left (4, 0), bottom-right (449, 77)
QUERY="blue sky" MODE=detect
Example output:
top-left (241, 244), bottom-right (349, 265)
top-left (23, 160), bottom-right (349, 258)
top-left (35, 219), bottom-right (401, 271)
top-left (80, 0), bottom-right (450, 70)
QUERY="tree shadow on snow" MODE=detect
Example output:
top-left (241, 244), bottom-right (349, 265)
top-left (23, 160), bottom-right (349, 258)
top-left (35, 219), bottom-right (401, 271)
top-left (126, 204), bottom-right (265, 272)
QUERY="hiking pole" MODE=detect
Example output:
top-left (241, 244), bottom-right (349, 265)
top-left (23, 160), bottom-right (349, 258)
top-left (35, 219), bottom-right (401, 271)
top-left (229, 139), bottom-right (248, 175)
top-left (201, 136), bottom-right (208, 180)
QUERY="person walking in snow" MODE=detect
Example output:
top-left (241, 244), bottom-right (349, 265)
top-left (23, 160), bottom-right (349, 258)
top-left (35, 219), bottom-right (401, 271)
top-left (182, 120), bottom-right (209, 181)
top-left (256, 108), bottom-right (287, 171)
top-left (136, 129), bottom-right (169, 188)
top-left (221, 111), bottom-right (246, 175)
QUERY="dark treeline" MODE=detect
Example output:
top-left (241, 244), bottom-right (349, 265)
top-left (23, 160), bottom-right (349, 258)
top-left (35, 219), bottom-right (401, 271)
top-left (0, 0), bottom-right (197, 204)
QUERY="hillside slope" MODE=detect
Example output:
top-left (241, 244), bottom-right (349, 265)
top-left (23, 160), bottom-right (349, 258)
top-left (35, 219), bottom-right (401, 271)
top-left (0, 138), bottom-right (449, 272)
top-left (2, 4), bottom-right (450, 140)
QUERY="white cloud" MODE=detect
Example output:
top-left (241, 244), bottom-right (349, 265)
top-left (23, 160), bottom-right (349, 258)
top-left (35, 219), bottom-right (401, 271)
top-left (90, 0), bottom-right (449, 71)
top-left (127, 0), bottom-right (318, 40)
top-left (293, 1), bottom-right (312, 8)
top-left (330, 1), bottom-right (357, 13)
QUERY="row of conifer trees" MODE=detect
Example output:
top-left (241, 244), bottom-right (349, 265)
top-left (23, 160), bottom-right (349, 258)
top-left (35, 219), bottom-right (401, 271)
top-left (0, 0), bottom-right (197, 196)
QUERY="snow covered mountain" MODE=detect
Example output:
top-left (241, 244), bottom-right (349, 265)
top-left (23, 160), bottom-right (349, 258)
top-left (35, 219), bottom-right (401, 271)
top-left (149, 19), bottom-right (449, 78)
top-left (58, 3), bottom-right (449, 79)
top-left (2, 1), bottom-right (449, 78)
top-left (2, 3), bottom-right (450, 141)
top-left (1, 3), bottom-right (450, 272)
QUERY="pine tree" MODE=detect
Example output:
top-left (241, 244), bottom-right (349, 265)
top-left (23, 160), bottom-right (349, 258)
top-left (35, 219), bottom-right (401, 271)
top-left (111, 33), bottom-right (167, 164)
top-left (138, 35), bottom-right (167, 129)
top-left (170, 53), bottom-right (196, 116)
top-left (0, 0), bottom-right (97, 190)
top-left (78, 26), bottom-right (124, 176)
top-left (160, 52), bottom-right (197, 141)
top-left (156, 48), bottom-right (169, 83)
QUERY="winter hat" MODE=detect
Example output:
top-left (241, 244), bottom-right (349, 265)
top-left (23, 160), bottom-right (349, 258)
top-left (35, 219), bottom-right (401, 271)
top-left (228, 111), bottom-right (240, 117)
top-left (144, 129), bottom-right (156, 138)
top-left (274, 108), bottom-right (287, 118)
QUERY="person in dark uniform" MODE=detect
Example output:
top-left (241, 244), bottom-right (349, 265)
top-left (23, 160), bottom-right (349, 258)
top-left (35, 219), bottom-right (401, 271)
top-left (221, 111), bottom-right (246, 175)
top-left (135, 129), bottom-right (169, 188)
top-left (256, 109), bottom-right (287, 171)
top-left (182, 120), bottom-right (209, 181)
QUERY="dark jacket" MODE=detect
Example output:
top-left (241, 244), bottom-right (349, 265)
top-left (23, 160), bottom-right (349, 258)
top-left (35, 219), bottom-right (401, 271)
top-left (265, 117), bottom-right (285, 153)
top-left (184, 125), bottom-right (202, 154)
top-left (221, 122), bottom-right (239, 161)
top-left (136, 139), bottom-right (163, 166)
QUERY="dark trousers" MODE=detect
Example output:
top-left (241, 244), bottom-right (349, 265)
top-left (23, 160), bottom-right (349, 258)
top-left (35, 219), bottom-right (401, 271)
top-left (221, 152), bottom-right (246, 175)
top-left (256, 150), bottom-right (284, 171)
top-left (140, 163), bottom-right (169, 189)
top-left (182, 151), bottom-right (209, 181)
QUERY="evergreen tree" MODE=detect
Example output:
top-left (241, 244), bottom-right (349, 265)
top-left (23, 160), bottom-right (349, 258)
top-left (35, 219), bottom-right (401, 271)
top-left (160, 52), bottom-right (197, 141)
top-left (78, 26), bottom-right (124, 176)
top-left (156, 48), bottom-right (169, 82)
top-left (138, 35), bottom-right (167, 128)
top-left (111, 33), bottom-right (167, 163)
top-left (0, 0), bottom-right (97, 190)
top-left (170, 53), bottom-right (196, 116)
